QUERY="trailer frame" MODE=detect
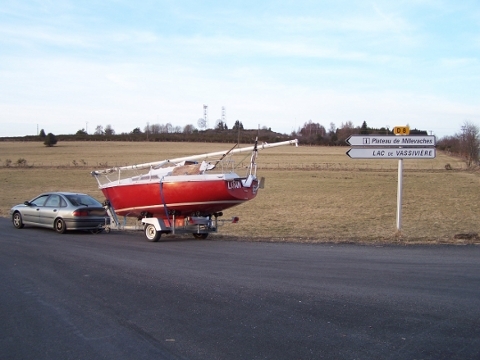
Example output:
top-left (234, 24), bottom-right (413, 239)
top-left (103, 200), bottom-right (238, 242)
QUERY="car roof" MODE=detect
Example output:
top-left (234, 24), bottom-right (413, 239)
top-left (37, 192), bottom-right (89, 196)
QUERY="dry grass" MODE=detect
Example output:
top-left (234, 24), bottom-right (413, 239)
top-left (1, 141), bottom-right (478, 244)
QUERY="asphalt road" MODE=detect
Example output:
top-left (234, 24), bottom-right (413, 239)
top-left (1, 217), bottom-right (479, 360)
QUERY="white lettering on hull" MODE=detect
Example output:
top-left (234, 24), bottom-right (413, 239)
top-left (227, 180), bottom-right (242, 190)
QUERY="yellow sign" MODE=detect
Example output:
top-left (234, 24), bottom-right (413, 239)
top-left (393, 126), bottom-right (410, 135)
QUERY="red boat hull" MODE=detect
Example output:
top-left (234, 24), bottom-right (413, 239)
top-left (101, 177), bottom-right (259, 218)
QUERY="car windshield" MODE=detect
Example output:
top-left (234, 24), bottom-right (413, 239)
top-left (65, 194), bottom-right (102, 207)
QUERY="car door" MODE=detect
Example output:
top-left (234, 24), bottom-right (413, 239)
top-left (40, 194), bottom-right (64, 226)
top-left (22, 194), bottom-right (49, 224)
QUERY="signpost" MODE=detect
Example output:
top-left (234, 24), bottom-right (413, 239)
top-left (346, 129), bottom-right (436, 232)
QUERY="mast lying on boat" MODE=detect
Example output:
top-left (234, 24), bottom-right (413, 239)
top-left (91, 139), bottom-right (298, 175)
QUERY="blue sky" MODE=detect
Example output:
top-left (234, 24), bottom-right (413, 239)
top-left (1, 1), bottom-right (479, 138)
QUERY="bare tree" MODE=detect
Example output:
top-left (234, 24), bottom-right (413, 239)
top-left (94, 125), bottom-right (104, 135)
top-left (150, 124), bottom-right (161, 134)
top-left (336, 121), bottom-right (356, 143)
top-left (300, 120), bottom-right (326, 138)
top-left (104, 124), bottom-right (115, 136)
top-left (328, 122), bottom-right (336, 136)
top-left (183, 124), bottom-right (196, 134)
top-left (460, 121), bottom-right (479, 167)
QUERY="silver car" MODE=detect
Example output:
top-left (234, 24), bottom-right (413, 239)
top-left (10, 192), bottom-right (110, 234)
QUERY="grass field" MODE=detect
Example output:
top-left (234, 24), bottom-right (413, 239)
top-left (1, 141), bottom-right (478, 244)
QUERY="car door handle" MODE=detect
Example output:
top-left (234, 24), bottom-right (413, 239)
top-left (53, 209), bottom-right (57, 212)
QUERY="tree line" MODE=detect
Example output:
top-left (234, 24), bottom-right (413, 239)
top-left (5, 119), bottom-right (479, 167)
top-left (74, 119), bottom-right (248, 138)
top-left (71, 119), bottom-right (428, 146)
top-left (295, 119), bottom-right (479, 166)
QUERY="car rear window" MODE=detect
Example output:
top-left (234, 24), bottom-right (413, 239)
top-left (66, 195), bottom-right (102, 207)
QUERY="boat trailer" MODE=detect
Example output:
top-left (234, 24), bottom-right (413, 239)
top-left (103, 200), bottom-right (239, 242)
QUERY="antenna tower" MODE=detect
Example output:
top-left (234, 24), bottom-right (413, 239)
top-left (203, 104), bottom-right (208, 128)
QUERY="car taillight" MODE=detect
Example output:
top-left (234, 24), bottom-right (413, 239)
top-left (73, 210), bottom-right (89, 217)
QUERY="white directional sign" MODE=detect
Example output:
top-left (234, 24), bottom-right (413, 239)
top-left (346, 135), bottom-right (436, 147)
top-left (346, 128), bottom-right (436, 232)
top-left (346, 148), bottom-right (436, 159)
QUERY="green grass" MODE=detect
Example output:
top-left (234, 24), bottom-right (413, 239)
top-left (1, 141), bottom-right (478, 244)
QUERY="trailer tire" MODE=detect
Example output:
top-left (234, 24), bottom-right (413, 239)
top-left (145, 224), bottom-right (161, 242)
top-left (193, 233), bottom-right (208, 240)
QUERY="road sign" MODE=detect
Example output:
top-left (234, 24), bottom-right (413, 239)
top-left (393, 126), bottom-right (410, 135)
top-left (346, 128), bottom-right (436, 233)
top-left (346, 148), bottom-right (436, 159)
top-left (345, 135), bottom-right (436, 147)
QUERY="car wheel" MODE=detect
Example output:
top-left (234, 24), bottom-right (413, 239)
top-left (12, 212), bottom-right (24, 229)
top-left (54, 218), bottom-right (66, 234)
top-left (145, 224), bottom-right (161, 242)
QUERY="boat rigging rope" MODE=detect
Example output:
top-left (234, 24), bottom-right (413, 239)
top-left (234, 152), bottom-right (251, 170)
top-left (159, 179), bottom-right (172, 227)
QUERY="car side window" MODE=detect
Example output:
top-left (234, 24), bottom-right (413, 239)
top-left (59, 197), bottom-right (67, 207)
top-left (31, 195), bottom-right (49, 206)
top-left (45, 195), bottom-right (61, 207)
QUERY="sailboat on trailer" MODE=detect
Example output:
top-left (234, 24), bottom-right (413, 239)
top-left (91, 138), bottom-right (297, 240)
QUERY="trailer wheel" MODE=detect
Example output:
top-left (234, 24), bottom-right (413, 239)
top-left (145, 224), bottom-right (161, 242)
top-left (193, 233), bottom-right (208, 240)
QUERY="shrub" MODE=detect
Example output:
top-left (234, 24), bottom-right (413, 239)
top-left (44, 133), bottom-right (58, 147)
top-left (16, 158), bottom-right (27, 167)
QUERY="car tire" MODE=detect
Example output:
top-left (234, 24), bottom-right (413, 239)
top-left (12, 212), bottom-right (24, 229)
top-left (54, 218), bottom-right (66, 234)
